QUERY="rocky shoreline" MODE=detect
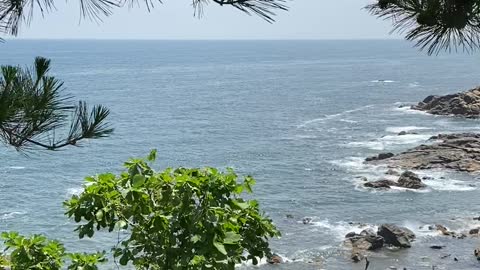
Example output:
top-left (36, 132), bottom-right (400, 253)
top-left (271, 89), bottom-right (480, 268)
top-left (365, 133), bottom-right (480, 173)
top-left (356, 89), bottom-right (480, 266)
top-left (411, 86), bottom-right (480, 118)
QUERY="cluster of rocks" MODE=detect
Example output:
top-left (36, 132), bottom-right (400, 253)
top-left (365, 133), bottom-right (480, 173)
top-left (344, 88), bottom-right (480, 265)
top-left (345, 224), bottom-right (415, 262)
top-left (363, 170), bottom-right (426, 190)
top-left (411, 86), bottom-right (480, 118)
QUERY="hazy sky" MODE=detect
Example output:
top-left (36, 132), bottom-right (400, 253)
top-left (15, 0), bottom-right (400, 39)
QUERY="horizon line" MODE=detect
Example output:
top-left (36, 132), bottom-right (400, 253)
top-left (4, 37), bottom-right (403, 41)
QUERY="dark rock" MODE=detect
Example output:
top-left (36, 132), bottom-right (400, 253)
top-left (346, 228), bottom-right (384, 251)
top-left (350, 234), bottom-right (384, 251)
top-left (345, 232), bottom-right (357, 238)
top-left (286, 214), bottom-right (294, 219)
top-left (430, 245), bottom-right (445, 250)
top-left (386, 169), bottom-right (400, 176)
top-left (267, 254), bottom-right (284, 264)
top-left (377, 224), bottom-right (415, 248)
top-left (351, 251), bottom-right (363, 263)
top-left (397, 171), bottom-right (426, 189)
top-left (412, 87), bottom-right (480, 118)
top-left (302, 217), bottom-right (312, 225)
top-left (365, 133), bottom-right (480, 173)
top-left (365, 152), bottom-right (394, 162)
top-left (364, 179), bottom-right (397, 189)
top-left (474, 216), bottom-right (480, 221)
top-left (434, 224), bottom-right (450, 235)
top-left (475, 248), bottom-right (480, 260)
top-left (452, 232), bottom-right (467, 239)
top-left (469, 228), bottom-right (479, 235)
top-left (398, 131), bottom-right (418, 136)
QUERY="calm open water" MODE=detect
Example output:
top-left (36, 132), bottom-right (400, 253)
top-left (1, 40), bottom-right (480, 269)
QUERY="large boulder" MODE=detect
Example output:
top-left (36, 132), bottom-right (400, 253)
top-left (346, 229), bottom-right (384, 251)
top-left (364, 179), bottom-right (397, 189)
top-left (364, 171), bottom-right (426, 190)
top-left (397, 171), bottom-right (426, 189)
top-left (365, 152), bottom-right (394, 162)
top-left (377, 224), bottom-right (415, 248)
top-left (412, 87), bottom-right (480, 118)
top-left (365, 133), bottom-right (480, 173)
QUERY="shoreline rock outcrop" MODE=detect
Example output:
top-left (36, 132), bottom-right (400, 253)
top-left (364, 171), bottom-right (426, 190)
top-left (345, 224), bottom-right (416, 262)
top-left (412, 87), bottom-right (480, 118)
top-left (365, 133), bottom-right (480, 173)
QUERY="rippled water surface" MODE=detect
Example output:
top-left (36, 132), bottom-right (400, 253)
top-left (1, 40), bottom-right (480, 269)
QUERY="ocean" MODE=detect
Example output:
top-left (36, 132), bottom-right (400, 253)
top-left (1, 40), bottom-right (480, 269)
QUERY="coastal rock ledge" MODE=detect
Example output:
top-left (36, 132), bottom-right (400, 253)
top-left (365, 133), bottom-right (480, 173)
top-left (412, 86), bottom-right (480, 117)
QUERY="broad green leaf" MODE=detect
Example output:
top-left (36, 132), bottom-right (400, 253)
top-left (147, 149), bottom-right (157, 161)
top-left (131, 175), bottom-right (145, 188)
top-left (213, 242), bottom-right (227, 255)
top-left (224, 232), bottom-right (241, 244)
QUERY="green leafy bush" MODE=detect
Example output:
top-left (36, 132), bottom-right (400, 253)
top-left (65, 150), bottom-right (280, 269)
top-left (0, 232), bottom-right (106, 270)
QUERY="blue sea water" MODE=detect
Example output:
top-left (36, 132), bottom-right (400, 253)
top-left (1, 40), bottom-right (480, 269)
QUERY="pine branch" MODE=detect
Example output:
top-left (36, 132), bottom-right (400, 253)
top-left (0, 0), bottom-right (287, 36)
top-left (367, 0), bottom-right (480, 55)
top-left (0, 57), bottom-right (113, 151)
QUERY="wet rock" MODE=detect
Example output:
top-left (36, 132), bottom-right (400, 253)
top-left (345, 232), bottom-right (357, 238)
top-left (377, 224), bottom-right (415, 248)
top-left (350, 234), bottom-right (384, 251)
top-left (412, 87), bottom-right (480, 118)
top-left (433, 224), bottom-right (450, 235)
top-left (364, 179), bottom-right (396, 189)
top-left (397, 171), bottom-right (426, 189)
top-left (364, 171), bottom-right (426, 190)
top-left (365, 152), bottom-right (394, 162)
top-left (474, 216), bottom-right (480, 221)
top-left (430, 245), bottom-right (445, 250)
top-left (386, 169), bottom-right (400, 176)
top-left (452, 232), bottom-right (467, 239)
top-left (398, 131), bottom-right (418, 136)
top-left (267, 254), bottom-right (284, 264)
top-left (302, 217), bottom-right (312, 225)
top-left (470, 228), bottom-right (480, 235)
top-left (475, 248), bottom-right (480, 260)
top-left (285, 214), bottom-right (294, 219)
top-left (351, 250), bottom-right (364, 262)
top-left (365, 133), bottom-right (480, 173)
top-left (360, 228), bottom-right (376, 236)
